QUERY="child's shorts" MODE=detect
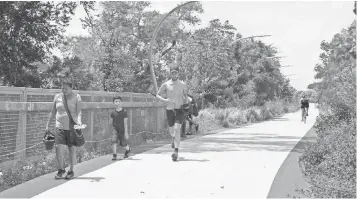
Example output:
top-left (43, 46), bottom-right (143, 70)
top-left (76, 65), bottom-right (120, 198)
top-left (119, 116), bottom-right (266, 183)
top-left (111, 128), bottom-right (129, 147)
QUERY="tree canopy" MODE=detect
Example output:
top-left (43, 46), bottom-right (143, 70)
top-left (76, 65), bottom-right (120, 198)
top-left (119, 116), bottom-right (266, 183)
top-left (1, 1), bottom-right (296, 108)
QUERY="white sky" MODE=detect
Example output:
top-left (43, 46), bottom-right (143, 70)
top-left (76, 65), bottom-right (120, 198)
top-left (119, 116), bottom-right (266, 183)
top-left (64, 0), bottom-right (356, 91)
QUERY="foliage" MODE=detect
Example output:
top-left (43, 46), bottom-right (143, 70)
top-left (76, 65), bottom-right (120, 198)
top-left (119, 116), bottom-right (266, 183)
top-left (299, 119), bottom-right (356, 198)
top-left (0, 1), bottom-right (78, 87)
top-left (63, 1), bottom-right (204, 92)
top-left (294, 89), bottom-right (318, 103)
top-left (41, 56), bottom-right (95, 90)
top-left (197, 99), bottom-right (298, 128)
top-left (2, 1), bottom-right (296, 103)
top-left (301, 17), bottom-right (356, 198)
top-left (179, 20), bottom-right (237, 101)
top-left (0, 1), bottom-right (297, 112)
top-left (176, 18), bottom-right (295, 107)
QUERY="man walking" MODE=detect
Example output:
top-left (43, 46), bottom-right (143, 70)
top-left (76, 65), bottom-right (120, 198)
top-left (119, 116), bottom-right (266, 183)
top-left (181, 94), bottom-right (199, 137)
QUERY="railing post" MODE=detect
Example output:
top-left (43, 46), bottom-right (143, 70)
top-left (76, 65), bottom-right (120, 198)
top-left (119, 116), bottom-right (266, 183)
top-left (144, 98), bottom-right (148, 133)
top-left (88, 95), bottom-right (94, 141)
top-left (156, 98), bottom-right (161, 134)
top-left (15, 88), bottom-right (27, 160)
top-left (129, 93), bottom-right (133, 136)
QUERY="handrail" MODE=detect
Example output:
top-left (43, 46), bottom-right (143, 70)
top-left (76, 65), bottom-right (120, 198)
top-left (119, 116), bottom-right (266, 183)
top-left (0, 102), bottom-right (167, 111)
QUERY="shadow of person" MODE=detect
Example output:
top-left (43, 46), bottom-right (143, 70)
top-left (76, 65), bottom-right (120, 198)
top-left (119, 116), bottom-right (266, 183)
top-left (123, 157), bottom-right (141, 161)
top-left (73, 177), bottom-right (105, 182)
top-left (115, 157), bottom-right (141, 161)
top-left (178, 157), bottom-right (209, 162)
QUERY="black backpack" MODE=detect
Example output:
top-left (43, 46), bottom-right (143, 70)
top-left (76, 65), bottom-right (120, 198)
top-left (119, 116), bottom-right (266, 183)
top-left (192, 102), bottom-right (198, 117)
top-left (189, 96), bottom-right (199, 117)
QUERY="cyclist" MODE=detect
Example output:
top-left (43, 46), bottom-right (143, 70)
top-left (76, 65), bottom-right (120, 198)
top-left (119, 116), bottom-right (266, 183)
top-left (300, 94), bottom-right (309, 122)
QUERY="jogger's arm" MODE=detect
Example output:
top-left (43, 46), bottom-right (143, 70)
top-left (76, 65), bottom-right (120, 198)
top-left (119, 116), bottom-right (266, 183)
top-left (156, 83), bottom-right (170, 102)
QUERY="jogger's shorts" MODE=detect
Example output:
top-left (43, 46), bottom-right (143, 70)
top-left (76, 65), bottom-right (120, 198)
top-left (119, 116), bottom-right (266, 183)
top-left (166, 109), bottom-right (185, 127)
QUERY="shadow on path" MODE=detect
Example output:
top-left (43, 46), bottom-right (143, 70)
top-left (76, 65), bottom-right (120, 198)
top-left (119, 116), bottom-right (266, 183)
top-left (178, 157), bottom-right (210, 162)
top-left (144, 134), bottom-right (314, 154)
top-left (73, 177), bottom-right (105, 182)
top-left (267, 128), bottom-right (317, 198)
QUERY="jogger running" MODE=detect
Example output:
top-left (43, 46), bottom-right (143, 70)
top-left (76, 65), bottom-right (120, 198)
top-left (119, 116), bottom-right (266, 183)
top-left (154, 64), bottom-right (188, 161)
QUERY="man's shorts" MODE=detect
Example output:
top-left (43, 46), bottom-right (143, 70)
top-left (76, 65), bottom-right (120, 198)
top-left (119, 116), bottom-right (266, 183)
top-left (111, 128), bottom-right (129, 146)
top-left (166, 109), bottom-right (185, 127)
top-left (55, 128), bottom-right (73, 147)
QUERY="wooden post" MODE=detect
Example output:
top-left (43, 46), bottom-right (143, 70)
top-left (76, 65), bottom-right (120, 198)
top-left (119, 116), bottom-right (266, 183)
top-left (155, 97), bottom-right (163, 134)
top-left (156, 106), bottom-right (161, 134)
top-left (129, 94), bottom-right (133, 136)
top-left (144, 106), bottom-right (147, 133)
top-left (88, 95), bottom-right (94, 141)
top-left (15, 88), bottom-right (27, 160)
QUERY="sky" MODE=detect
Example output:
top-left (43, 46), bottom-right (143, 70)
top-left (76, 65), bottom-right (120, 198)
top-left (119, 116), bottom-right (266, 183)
top-left (63, 1), bottom-right (356, 91)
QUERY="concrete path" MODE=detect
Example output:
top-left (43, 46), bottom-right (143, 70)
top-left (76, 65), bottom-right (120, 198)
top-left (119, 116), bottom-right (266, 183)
top-left (28, 106), bottom-right (318, 199)
top-left (267, 115), bottom-right (318, 198)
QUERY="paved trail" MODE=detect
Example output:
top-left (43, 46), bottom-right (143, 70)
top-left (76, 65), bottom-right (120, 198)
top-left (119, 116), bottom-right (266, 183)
top-left (25, 106), bottom-right (317, 198)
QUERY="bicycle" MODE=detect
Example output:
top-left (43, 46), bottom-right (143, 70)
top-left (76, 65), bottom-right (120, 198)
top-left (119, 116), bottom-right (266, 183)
top-left (301, 107), bottom-right (308, 123)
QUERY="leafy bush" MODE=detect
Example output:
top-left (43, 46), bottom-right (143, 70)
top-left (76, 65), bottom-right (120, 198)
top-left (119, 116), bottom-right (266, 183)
top-left (299, 19), bottom-right (356, 198)
top-left (299, 119), bottom-right (356, 198)
top-left (246, 107), bottom-right (262, 121)
top-left (195, 99), bottom-right (298, 129)
top-left (226, 109), bottom-right (247, 126)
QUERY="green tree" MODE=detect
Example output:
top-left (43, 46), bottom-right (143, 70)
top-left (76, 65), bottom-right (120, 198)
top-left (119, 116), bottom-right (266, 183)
top-left (70, 1), bottom-right (203, 92)
top-left (0, 1), bottom-right (77, 87)
top-left (41, 56), bottom-right (95, 90)
top-left (300, 18), bottom-right (356, 198)
top-left (178, 19), bottom-right (236, 100)
top-left (231, 38), bottom-right (289, 106)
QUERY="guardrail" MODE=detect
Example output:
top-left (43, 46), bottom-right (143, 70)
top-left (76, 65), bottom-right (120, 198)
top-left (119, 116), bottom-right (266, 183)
top-left (0, 87), bottom-right (168, 164)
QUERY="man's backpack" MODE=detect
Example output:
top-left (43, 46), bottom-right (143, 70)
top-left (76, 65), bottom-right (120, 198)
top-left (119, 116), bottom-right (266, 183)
top-left (187, 95), bottom-right (199, 117)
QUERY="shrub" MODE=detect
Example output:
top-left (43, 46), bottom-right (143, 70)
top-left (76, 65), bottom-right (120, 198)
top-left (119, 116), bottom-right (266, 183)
top-left (249, 107), bottom-right (262, 121)
top-left (283, 106), bottom-right (289, 113)
top-left (199, 109), bottom-right (215, 121)
top-left (195, 99), bottom-right (298, 129)
top-left (226, 109), bottom-right (247, 126)
top-left (299, 118), bottom-right (356, 198)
